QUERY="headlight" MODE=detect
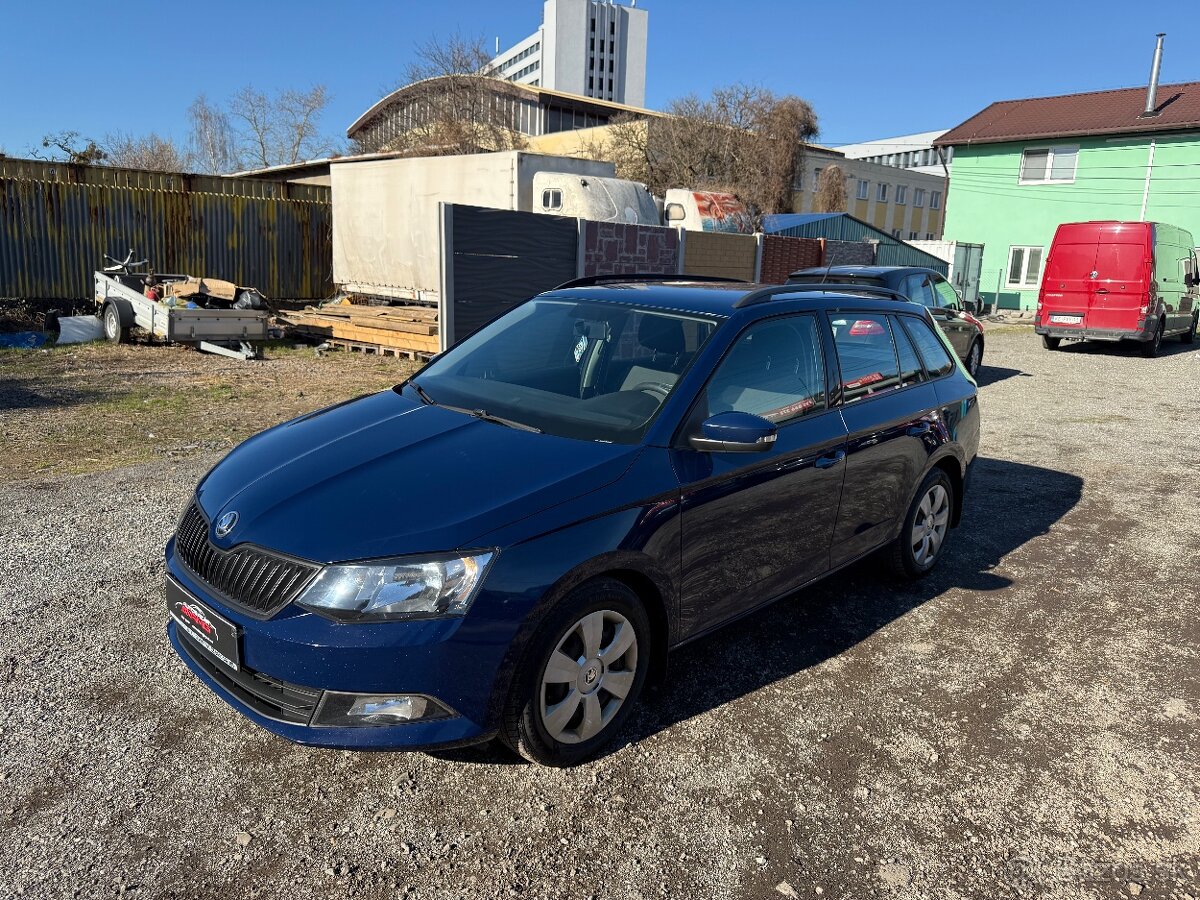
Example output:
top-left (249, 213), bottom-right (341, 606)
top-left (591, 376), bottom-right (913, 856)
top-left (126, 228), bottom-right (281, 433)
top-left (296, 551), bottom-right (495, 622)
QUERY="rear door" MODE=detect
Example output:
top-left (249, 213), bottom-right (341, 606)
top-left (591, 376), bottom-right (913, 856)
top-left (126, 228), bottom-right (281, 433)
top-left (1041, 228), bottom-right (1099, 329)
top-left (1089, 235), bottom-right (1148, 333)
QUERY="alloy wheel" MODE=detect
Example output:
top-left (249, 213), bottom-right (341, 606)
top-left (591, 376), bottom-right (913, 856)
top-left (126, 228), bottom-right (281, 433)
top-left (911, 483), bottom-right (950, 566)
top-left (967, 342), bottom-right (982, 376)
top-left (539, 609), bottom-right (638, 744)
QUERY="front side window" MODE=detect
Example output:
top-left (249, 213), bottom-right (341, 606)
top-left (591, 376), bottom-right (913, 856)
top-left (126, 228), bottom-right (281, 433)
top-left (857, 179), bottom-right (870, 201)
top-left (901, 316), bottom-right (955, 377)
top-left (703, 315), bottom-right (827, 424)
top-left (932, 277), bottom-right (959, 309)
top-left (1006, 246), bottom-right (1044, 288)
top-left (829, 313), bottom-right (902, 402)
top-left (1019, 145), bottom-right (1078, 184)
top-left (412, 299), bottom-right (718, 443)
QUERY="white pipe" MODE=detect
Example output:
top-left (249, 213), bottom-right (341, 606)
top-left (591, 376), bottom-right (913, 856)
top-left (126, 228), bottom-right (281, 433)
top-left (1139, 139), bottom-right (1157, 221)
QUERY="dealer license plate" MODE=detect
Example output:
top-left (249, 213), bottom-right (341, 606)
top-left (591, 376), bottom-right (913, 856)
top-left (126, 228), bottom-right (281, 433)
top-left (167, 578), bottom-right (241, 672)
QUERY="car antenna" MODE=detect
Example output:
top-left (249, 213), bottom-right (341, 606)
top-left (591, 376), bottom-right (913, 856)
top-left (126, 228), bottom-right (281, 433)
top-left (820, 252), bottom-right (838, 283)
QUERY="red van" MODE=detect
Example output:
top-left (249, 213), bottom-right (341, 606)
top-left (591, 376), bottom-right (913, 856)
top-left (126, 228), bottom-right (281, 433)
top-left (1035, 221), bottom-right (1199, 356)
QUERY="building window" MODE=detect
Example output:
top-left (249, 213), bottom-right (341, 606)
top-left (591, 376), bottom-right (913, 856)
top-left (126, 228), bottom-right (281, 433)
top-left (913, 188), bottom-right (925, 208)
top-left (812, 168), bottom-right (822, 190)
top-left (1019, 145), bottom-right (1078, 184)
top-left (1006, 246), bottom-right (1045, 288)
top-left (891, 229), bottom-right (901, 238)
top-left (856, 179), bottom-right (870, 200)
top-left (909, 231), bottom-right (919, 240)
top-left (590, 17), bottom-right (595, 30)
top-left (589, 76), bottom-right (594, 90)
top-left (930, 190), bottom-right (941, 209)
top-left (610, 21), bottom-right (615, 34)
top-left (542, 189), bottom-right (563, 211)
top-left (925, 232), bottom-right (935, 240)
top-left (877, 183), bottom-right (889, 202)
top-left (895, 185), bottom-right (907, 205)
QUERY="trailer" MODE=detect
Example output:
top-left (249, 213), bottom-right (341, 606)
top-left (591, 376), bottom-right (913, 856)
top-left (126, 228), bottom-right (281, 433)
top-left (93, 252), bottom-right (269, 360)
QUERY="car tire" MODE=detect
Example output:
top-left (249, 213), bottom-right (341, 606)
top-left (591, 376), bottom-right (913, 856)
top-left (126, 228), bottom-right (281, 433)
top-left (1181, 313), bottom-right (1197, 344)
top-left (500, 577), bottom-right (651, 767)
top-left (1042, 335), bottom-right (1061, 350)
top-left (102, 302), bottom-right (129, 344)
top-left (1140, 318), bottom-right (1164, 357)
top-left (965, 340), bottom-right (983, 377)
top-left (886, 468), bottom-right (955, 580)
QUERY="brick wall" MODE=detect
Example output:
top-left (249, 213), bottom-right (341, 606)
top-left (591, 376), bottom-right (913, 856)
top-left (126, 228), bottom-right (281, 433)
top-left (683, 231), bottom-right (757, 281)
top-left (759, 235), bottom-right (823, 284)
top-left (823, 239), bottom-right (876, 267)
top-left (581, 221), bottom-right (679, 276)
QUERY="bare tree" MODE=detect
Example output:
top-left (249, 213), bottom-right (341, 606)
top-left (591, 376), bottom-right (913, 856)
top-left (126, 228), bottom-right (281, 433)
top-left (813, 164), bottom-right (848, 213)
top-left (104, 132), bottom-right (192, 172)
top-left (188, 95), bottom-right (234, 174)
top-left (227, 85), bottom-right (336, 170)
top-left (598, 84), bottom-right (819, 226)
top-left (32, 131), bottom-right (107, 164)
top-left (352, 32), bottom-right (527, 156)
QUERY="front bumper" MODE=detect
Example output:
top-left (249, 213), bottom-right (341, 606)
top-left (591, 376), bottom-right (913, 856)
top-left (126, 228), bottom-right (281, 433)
top-left (165, 544), bottom-right (505, 750)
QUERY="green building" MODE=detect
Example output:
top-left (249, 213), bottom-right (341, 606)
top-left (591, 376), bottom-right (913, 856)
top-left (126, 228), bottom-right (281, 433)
top-left (936, 80), bottom-right (1200, 309)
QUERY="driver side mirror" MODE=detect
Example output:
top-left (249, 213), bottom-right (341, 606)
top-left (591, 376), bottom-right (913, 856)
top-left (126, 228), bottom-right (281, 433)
top-left (689, 411), bottom-right (777, 453)
top-left (664, 202), bottom-right (686, 223)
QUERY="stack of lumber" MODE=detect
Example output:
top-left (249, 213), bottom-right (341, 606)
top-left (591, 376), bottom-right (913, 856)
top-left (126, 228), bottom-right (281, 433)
top-left (287, 303), bottom-right (439, 358)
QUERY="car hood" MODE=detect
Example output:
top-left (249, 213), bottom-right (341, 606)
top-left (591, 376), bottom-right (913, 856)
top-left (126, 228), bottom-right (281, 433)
top-left (194, 389), bottom-right (641, 562)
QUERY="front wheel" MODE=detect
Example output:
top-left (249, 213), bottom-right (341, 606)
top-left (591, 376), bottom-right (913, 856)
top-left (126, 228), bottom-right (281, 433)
top-left (1181, 313), bottom-right (1197, 344)
top-left (1042, 335), bottom-right (1061, 350)
top-left (887, 468), bottom-right (955, 579)
top-left (500, 578), bottom-right (650, 766)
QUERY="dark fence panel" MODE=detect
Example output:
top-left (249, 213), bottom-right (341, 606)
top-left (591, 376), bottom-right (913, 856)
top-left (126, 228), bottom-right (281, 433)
top-left (581, 221), bottom-right (679, 276)
top-left (0, 159), bottom-right (332, 300)
top-left (759, 235), bottom-right (822, 283)
top-left (822, 239), bottom-right (877, 267)
top-left (448, 205), bottom-right (578, 344)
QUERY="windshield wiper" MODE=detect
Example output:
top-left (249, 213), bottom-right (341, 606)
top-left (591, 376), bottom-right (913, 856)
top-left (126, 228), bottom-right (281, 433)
top-left (409, 381), bottom-right (436, 406)
top-left (438, 402), bottom-right (541, 433)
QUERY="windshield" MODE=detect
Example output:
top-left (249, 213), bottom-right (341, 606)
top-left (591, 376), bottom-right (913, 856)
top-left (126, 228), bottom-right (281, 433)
top-left (404, 299), bottom-right (720, 443)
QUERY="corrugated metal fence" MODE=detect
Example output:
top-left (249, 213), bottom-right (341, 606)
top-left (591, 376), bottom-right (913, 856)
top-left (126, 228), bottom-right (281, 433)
top-left (0, 159), bottom-right (332, 300)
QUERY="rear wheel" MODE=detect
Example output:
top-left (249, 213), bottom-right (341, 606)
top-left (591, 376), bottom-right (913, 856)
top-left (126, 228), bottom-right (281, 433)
top-left (1042, 335), bottom-right (1061, 350)
top-left (102, 303), bottom-right (129, 344)
top-left (500, 578), bottom-right (650, 766)
top-left (1140, 318), bottom-right (1164, 357)
top-left (965, 340), bottom-right (983, 377)
top-left (1181, 313), bottom-right (1197, 344)
top-left (887, 468), bottom-right (954, 579)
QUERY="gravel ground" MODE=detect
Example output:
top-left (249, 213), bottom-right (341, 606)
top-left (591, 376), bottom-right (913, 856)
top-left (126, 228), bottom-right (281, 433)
top-left (1, 330), bottom-right (1198, 900)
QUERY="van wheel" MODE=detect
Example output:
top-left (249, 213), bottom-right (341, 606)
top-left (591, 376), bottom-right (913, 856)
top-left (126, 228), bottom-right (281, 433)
top-left (1182, 313), bottom-right (1197, 344)
top-left (1042, 335), bottom-right (1061, 350)
top-left (1140, 319), bottom-right (1164, 357)
top-left (887, 469), bottom-right (954, 579)
top-left (500, 578), bottom-right (650, 766)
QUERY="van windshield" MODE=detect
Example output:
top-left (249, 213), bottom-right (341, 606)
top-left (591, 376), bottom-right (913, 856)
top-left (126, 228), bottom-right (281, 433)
top-left (403, 299), bottom-right (719, 443)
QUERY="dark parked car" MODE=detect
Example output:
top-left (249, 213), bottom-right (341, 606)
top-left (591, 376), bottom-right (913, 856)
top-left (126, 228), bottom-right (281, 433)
top-left (166, 277), bottom-right (980, 766)
top-left (789, 266), bottom-right (986, 377)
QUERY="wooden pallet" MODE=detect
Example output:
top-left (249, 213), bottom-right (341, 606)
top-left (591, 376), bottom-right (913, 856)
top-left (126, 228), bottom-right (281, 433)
top-left (317, 337), bottom-right (433, 361)
top-left (285, 302), bottom-right (440, 357)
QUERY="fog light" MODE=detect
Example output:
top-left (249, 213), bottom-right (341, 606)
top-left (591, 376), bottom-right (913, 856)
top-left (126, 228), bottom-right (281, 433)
top-left (312, 691), bottom-right (454, 727)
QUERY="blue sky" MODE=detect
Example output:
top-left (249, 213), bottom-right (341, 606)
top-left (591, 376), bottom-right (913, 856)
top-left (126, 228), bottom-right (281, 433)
top-left (1, 0), bottom-right (1194, 157)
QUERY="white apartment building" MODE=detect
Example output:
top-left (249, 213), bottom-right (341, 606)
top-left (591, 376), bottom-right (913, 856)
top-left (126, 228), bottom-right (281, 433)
top-left (834, 130), bottom-right (952, 176)
top-left (490, 0), bottom-right (649, 107)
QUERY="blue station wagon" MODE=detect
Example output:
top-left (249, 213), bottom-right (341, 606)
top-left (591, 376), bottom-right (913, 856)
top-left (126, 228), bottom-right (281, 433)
top-left (166, 277), bottom-right (980, 766)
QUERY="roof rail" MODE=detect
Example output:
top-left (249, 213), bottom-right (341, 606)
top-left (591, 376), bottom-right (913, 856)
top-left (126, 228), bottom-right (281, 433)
top-left (553, 273), bottom-right (746, 290)
top-left (732, 282), bottom-right (910, 309)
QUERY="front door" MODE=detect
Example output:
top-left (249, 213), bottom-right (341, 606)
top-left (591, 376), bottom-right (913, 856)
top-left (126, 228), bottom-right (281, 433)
top-left (674, 313), bottom-right (848, 638)
top-left (930, 275), bottom-right (974, 358)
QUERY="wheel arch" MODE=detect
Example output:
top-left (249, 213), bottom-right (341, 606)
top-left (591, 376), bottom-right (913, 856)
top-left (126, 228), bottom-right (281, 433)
top-left (930, 455), bottom-right (965, 527)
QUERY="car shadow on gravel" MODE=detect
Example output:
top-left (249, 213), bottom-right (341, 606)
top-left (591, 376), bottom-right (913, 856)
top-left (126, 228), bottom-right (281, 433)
top-left (1054, 339), bottom-right (1199, 358)
top-left (435, 456), bottom-right (1084, 765)
top-left (974, 365), bottom-right (1028, 388)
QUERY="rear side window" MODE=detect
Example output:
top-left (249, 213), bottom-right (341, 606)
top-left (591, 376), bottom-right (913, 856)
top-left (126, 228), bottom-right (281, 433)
top-left (902, 316), bottom-right (955, 378)
top-left (830, 313), bottom-right (901, 402)
top-left (892, 316), bottom-right (925, 387)
top-left (901, 273), bottom-right (935, 307)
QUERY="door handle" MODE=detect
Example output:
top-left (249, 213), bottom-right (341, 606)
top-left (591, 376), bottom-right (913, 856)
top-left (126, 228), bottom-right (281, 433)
top-left (815, 450), bottom-right (846, 469)
top-left (1095, 288), bottom-right (1109, 294)
top-left (907, 423), bottom-right (933, 437)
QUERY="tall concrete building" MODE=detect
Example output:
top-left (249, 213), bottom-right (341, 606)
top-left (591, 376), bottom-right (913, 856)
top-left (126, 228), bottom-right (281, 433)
top-left (491, 0), bottom-right (648, 108)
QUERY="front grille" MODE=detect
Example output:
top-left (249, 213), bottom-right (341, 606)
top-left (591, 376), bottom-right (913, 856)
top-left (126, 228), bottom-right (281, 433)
top-left (177, 632), bottom-right (322, 725)
top-left (174, 502), bottom-right (320, 618)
